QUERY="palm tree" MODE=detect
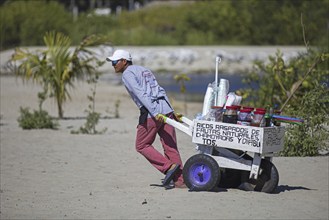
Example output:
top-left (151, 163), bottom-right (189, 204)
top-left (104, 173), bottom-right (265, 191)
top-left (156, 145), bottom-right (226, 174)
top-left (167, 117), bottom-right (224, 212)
top-left (12, 31), bottom-right (110, 118)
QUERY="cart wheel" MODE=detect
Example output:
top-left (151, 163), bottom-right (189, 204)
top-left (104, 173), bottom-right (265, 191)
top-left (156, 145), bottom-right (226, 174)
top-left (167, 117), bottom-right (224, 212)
top-left (183, 154), bottom-right (221, 191)
top-left (239, 159), bottom-right (279, 193)
top-left (219, 168), bottom-right (242, 188)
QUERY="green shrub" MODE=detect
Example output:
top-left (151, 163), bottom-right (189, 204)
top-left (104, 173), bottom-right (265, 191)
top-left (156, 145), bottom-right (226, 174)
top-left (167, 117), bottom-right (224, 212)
top-left (17, 107), bottom-right (58, 130)
top-left (241, 48), bottom-right (328, 156)
top-left (1, 0), bottom-right (328, 48)
top-left (281, 85), bottom-right (329, 156)
top-left (0, 1), bottom-right (71, 49)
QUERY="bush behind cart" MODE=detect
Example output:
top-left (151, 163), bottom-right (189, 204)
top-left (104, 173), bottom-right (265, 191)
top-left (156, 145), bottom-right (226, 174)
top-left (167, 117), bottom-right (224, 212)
top-left (281, 86), bottom-right (328, 156)
top-left (240, 49), bottom-right (328, 156)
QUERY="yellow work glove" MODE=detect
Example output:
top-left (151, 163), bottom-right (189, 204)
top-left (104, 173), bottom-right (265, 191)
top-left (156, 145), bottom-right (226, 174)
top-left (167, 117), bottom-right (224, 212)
top-left (155, 114), bottom-right (166, 123)
top-left (174, 113), bottom-right (183, 122)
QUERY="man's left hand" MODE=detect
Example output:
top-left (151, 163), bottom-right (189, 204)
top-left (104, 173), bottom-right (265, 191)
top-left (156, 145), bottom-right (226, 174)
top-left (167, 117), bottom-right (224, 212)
top-left (174, 113), bottom-right (183, 122)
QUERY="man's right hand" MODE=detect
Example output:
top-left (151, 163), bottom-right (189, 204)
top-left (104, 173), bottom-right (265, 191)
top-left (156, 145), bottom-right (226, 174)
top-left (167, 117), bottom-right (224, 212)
top-left (155, 114), bottom-right (166, 123)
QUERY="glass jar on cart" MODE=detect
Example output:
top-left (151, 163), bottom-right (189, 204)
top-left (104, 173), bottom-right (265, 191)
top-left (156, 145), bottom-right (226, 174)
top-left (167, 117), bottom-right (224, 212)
top-left (223, 106), bottom-right (238, 124)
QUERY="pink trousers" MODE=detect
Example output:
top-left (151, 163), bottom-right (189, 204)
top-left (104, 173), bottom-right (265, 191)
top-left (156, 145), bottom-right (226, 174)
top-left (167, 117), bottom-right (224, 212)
top-left (135, 114), bottom-right (184, 185)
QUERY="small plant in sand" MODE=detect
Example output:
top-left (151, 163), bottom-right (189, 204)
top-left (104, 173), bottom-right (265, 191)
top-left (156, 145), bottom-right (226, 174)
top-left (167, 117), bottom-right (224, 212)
top-left (71, 74), bottom-right (107, 135)
top-left (105, 99), bottom-right (121, 118)
top-left (114, 99), bottom-right (121, 118)
top-left (114, 99), bottom-right (120, 118)
top-left (17, 91), bottom-right (59, 130)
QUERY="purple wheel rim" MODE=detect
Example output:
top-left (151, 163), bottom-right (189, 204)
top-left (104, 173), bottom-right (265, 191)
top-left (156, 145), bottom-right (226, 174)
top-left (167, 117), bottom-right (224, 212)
top-left (189, 163), bottom-right (211, 186)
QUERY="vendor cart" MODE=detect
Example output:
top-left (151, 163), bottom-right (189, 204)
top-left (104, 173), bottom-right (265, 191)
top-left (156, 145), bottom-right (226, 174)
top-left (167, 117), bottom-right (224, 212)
top-left (161, 116), bottom-right (285, 193)
top-left (159, 57), bottom-right (285, 193)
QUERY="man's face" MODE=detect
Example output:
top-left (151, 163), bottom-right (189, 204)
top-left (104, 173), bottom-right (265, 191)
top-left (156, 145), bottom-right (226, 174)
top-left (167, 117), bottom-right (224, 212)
top-left (112, 59), bottom-right (127, 73)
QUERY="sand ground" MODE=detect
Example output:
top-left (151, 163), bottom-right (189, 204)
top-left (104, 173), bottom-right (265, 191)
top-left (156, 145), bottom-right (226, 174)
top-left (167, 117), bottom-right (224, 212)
top-left (0, 75), bottom-right (328, 219)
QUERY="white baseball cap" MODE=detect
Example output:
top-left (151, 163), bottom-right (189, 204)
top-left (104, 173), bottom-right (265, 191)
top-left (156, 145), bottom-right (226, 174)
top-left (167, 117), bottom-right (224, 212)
top-left (106, 49), bottom-right (132, 62)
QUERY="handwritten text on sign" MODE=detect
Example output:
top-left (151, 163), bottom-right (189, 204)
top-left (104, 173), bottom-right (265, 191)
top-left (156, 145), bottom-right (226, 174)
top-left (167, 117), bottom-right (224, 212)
top-left (192, 120), bottom-right (285, 153)
top-left (193, 121), bottom-right (261, 148)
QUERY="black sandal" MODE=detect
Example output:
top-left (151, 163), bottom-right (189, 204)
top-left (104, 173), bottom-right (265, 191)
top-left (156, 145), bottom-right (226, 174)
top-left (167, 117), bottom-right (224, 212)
top-left (162, 164), bottom-right (180, 186)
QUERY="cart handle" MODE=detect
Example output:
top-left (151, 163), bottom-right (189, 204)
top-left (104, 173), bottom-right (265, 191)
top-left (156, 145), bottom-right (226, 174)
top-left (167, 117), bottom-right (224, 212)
top-left (156, 114), bottom-right (193, 136)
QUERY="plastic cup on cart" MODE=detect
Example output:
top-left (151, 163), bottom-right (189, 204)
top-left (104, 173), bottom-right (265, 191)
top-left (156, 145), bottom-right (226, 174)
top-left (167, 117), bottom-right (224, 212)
top-left (217, 92), bottom-right (227, 107)
top-left (217, 79), bottom-right (229, 107)
top-left (202, 83), bottom-right (215, 116)
top-left (219, 78), bottom-right (229, 88)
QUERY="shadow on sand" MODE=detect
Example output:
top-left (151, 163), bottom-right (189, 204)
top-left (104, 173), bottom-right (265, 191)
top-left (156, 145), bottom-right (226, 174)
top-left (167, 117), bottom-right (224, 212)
top-left (274, 185), bottom-right (313, 194)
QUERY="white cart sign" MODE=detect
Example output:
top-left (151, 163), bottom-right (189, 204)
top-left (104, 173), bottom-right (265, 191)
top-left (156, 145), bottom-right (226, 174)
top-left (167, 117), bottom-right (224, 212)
top-left (192, 120), bottom-right (285, 154)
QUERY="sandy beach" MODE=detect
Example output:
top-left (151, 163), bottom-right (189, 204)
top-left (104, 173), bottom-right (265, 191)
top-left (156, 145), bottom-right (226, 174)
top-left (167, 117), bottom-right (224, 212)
top-left (0, 75), bottom-right (328, 219)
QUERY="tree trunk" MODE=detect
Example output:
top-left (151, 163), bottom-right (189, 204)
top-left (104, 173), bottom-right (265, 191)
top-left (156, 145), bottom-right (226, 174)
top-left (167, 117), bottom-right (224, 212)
top-left (57, 98), bottom-right (64, 119)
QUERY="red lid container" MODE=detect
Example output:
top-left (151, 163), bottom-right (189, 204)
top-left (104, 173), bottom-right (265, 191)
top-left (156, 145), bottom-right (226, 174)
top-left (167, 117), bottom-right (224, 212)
top-left (231, 105), bottom-right (241, 110)
top-left (240, 108), bottom-right (252, 113)
top-left (242, 106), bottom-right (254, 111)
top-left (254, 110), bottom-right (265, 115)
top-left (226, 106), bottom-right (239, 110)
top-left (256, 108), bottom-right (266, 112)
